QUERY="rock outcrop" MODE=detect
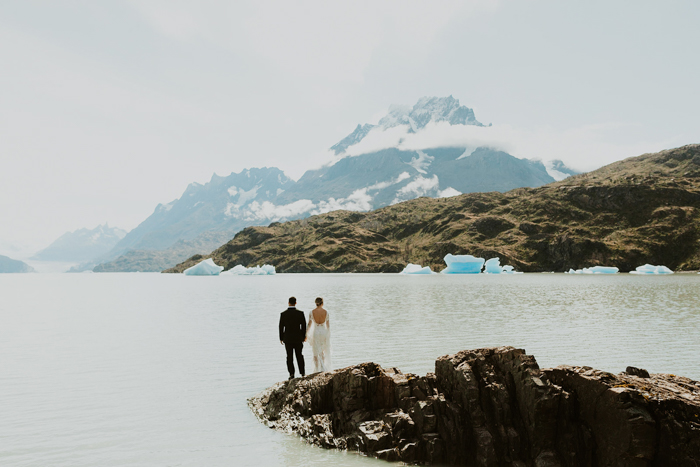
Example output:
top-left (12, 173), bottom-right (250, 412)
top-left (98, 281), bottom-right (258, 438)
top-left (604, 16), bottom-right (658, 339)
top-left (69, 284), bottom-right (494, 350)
top-left (248, 347), bottom-right (700, 466)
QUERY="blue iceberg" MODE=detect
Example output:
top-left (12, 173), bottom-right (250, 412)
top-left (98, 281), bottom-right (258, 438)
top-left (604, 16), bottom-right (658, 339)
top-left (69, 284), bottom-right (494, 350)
top-left (184, 258), bottom-right (224, 276)
top-left (484, 258), bottom-right (502, 274)
top-left (629, 264), bottom-right (673, 275)
top-left (483, 257), bottom-right (521, 274)
top-left (566, 266), bottom-right (619, 274)
top-left (400, 263), bottom-right (435, 274)
top-left (441, 254), bottom-right (485, 274)
top-left (222, 264), bottom-right (276, 275)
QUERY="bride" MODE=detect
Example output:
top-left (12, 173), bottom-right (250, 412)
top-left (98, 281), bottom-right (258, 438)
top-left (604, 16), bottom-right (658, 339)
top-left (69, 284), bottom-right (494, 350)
top-left (305, 297), bottom-right (331, 373)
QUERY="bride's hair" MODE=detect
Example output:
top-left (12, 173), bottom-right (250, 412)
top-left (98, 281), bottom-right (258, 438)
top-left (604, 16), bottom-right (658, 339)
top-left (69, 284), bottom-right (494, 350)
top-left (315, 297), bottom-right (323, 306)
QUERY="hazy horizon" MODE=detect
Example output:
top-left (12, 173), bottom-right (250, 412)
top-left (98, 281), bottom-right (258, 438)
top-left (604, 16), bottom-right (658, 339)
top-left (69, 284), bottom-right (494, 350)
top-left (1, 1), bottom-right (699, 257)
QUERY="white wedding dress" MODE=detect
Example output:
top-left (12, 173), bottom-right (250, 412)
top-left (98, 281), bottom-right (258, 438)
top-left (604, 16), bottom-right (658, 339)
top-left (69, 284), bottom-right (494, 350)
top-left (307, 310), bottom-right (331, 373)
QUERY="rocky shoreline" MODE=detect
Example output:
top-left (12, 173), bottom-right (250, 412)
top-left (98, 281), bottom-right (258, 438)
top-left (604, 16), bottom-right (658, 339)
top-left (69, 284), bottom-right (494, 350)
top-left (248, 347), bottom-right (700, 465)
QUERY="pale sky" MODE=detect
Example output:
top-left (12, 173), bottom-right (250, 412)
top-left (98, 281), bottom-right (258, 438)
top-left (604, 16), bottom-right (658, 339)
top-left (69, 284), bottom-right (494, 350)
top-left (1, 0), bottom-right (699, 257)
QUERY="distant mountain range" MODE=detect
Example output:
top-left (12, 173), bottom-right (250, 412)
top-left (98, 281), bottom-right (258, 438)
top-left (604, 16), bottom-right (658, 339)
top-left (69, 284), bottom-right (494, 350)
top-left (33, 224), bottom-right (126, 263)
top-left (167, 144), bottom-right (700, 274)
top-left (95, 96), bottom-right (578, 272)
top-left (0, 255), bottom-right (35, 273)
top-left (109, 168), bottom-right (293, 256)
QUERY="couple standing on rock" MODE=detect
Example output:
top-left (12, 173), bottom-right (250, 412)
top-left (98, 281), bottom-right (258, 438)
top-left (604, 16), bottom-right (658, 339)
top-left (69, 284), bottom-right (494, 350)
top-left (279, 296), bottom-right (332, 379)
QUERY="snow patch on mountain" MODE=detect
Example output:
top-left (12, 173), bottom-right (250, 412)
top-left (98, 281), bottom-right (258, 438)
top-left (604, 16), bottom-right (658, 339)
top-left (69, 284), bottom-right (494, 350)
top-left (544, 159), bottom-right (579, 181)
top-left (367, 172), bottom-right (411, 191)
top-left (406, 151), bottom-right (434, 174)
top-left (457, 147), bottom-right (477, 159)
top-left (376, 96), bottom-right (482, 133)
top-left (545, 165), bottom-right (569, 181)
top-left (156, 200), bottom-right (176, 213)
top-left (236, 185), bottom-right (260, 206)
top-left (239, 172), bottom-right (419, 223)
top-left (331, 123), bottom-right (376, 155)
top-left (377, 104), bottom-right (412, 129)
top-left (224, 202), bottom-right (238, 217)
top-left (392, 175), bottom-right (440, 204)
top-left (338, 96), bottom-right (484, 157)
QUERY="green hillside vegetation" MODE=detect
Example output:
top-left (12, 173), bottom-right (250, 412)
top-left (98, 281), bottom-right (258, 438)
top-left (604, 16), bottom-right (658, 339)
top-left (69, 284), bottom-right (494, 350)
top-left (165, 144), bottom-right (700, 273)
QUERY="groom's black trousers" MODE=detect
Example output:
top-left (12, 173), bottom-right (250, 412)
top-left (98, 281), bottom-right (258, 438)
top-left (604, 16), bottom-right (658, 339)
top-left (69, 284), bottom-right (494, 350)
top-left (285, 342), bottom-right (305, 377)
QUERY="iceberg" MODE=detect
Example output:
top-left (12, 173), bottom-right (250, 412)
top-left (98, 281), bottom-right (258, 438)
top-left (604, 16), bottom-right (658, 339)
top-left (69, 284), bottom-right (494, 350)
top-left (400, 263), bottom-right (435, 274)
top-left (484, 258), bottom-right (501, 274)
top-left (221, 264), bottom-right (276, 275)
top-left (566, 266), bottom-right (619, 274)
top-left (482, 257), bottom-right (520, 274)
top-left (184, 258), bottom-right (224, 276)
top-left (440, 254), bottom-right (485, 274)
top-left (501, 265), bottom-right (522, 274)
top-left (629, 264), bottom-right (674, 275)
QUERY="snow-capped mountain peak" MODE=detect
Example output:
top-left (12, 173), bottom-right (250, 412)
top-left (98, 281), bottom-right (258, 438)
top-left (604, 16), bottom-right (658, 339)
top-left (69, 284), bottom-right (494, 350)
top-left (378, 95), bottom-right (483, 131)
top-left (332, 96), bottom-right (484, 155)
top-left (330, 123), bottom-right (376, 155)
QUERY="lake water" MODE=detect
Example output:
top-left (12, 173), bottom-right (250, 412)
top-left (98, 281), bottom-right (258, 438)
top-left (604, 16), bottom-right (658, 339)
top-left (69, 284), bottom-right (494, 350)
top-left (1, 272), bottom-right (699, 466)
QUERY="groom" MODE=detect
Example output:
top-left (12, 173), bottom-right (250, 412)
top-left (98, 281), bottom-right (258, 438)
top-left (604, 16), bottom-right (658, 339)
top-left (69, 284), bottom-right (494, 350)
top-left (279, 297), bottom-right (306, 379)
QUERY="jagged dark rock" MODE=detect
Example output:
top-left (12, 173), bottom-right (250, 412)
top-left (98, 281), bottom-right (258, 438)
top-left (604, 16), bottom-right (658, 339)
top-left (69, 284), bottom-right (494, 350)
top-left (248, 347), bottom-right (700, 466)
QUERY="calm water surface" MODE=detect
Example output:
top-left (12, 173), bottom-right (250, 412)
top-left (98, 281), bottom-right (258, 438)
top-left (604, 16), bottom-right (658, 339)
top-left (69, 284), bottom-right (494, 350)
top-left (1, 273), bottom-right (699, 466)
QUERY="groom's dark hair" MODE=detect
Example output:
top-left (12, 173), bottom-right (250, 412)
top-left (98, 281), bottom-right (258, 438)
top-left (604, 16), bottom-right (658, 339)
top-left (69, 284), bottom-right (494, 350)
top-left (288, 296), bottom-right (297, 306)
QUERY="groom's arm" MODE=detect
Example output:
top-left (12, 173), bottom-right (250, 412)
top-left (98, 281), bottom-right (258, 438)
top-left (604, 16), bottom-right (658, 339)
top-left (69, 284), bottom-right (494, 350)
top-left (301, 313), bottom-right (307, 336)
top-left (279, 315), bottom-right (284, 344)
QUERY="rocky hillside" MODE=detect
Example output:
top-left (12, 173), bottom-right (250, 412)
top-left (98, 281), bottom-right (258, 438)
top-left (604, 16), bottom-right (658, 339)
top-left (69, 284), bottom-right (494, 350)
top-left (249, 347), bottom-right (700, 465)
top-left (166, 144), bottom-right (700, 273)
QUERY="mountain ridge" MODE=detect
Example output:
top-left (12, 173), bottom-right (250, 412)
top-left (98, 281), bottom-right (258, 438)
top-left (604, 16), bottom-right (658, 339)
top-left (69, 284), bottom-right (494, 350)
top-left (96, 96), bottom-right (577, 272)
top-left (165, 144), bottom-right (700, 274)
top-left (0, 255), bottom-right (36, 273)
top-left (32, 223), bottom-right (126, 263)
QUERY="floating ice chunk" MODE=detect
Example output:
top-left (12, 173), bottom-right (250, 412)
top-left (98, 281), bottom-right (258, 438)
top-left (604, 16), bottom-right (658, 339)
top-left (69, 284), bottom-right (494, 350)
top-left (483, 258), bottom-right (521, 274)
top-left (400, 263), bottom-right (434, 274)
top-left (184, 258), bottom-right (224, 276)
top-left (567, 266), bottom-right (619, 274)
top-left (484, 258), bottom-right (502, 274)
top-left (629, 264), bottom-right (673, 275)
top-left (251, 264), bottom-right (276, 275)
top-left (441, 254), bottom-right (485, 274)
top-left (221, 264), bottom-right (276, 275)
top-left (501, 265), bottom-right (522, 274)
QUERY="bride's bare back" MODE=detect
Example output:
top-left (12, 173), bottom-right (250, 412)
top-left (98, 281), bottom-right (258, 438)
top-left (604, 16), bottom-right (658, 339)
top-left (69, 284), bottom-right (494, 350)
top-left (311, 307), bottom-right (327, 325)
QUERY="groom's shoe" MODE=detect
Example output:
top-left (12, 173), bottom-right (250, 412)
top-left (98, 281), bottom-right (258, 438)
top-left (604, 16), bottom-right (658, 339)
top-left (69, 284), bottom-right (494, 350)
top-left (288, 374), bottom-right (294, 380)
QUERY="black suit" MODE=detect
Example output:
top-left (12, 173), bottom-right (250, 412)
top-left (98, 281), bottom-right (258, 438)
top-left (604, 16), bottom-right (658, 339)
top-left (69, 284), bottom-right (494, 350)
top-left (279, 307), bottom-right (306, 377)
